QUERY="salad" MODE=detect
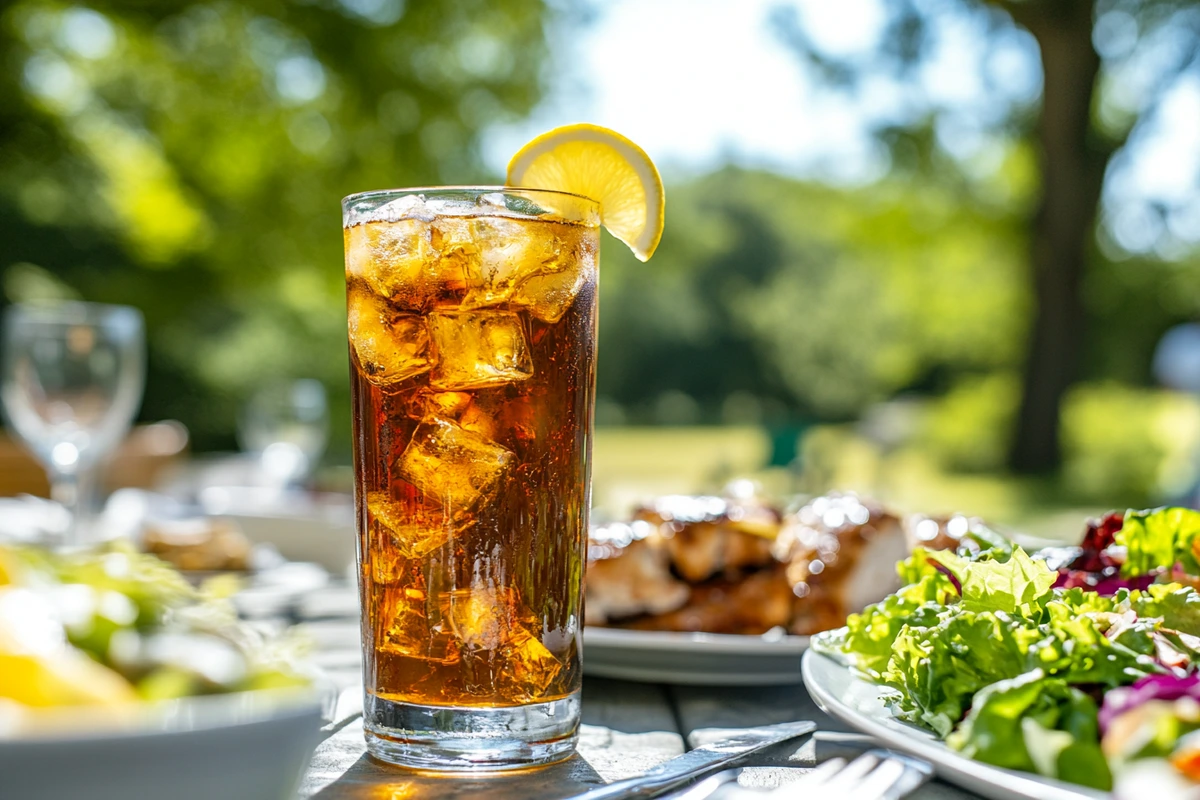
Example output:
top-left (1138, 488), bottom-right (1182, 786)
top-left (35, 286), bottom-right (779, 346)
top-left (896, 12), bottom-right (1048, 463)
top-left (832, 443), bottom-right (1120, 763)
top-left (0, 542), bottom-right (311, 728)
top-left (815, 507), bottom-right (1200, 795)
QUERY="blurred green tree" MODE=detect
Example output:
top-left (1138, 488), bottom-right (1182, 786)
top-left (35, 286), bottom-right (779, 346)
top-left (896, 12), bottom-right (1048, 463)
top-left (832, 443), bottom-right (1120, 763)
top-left (596, 164), bottom-right (1031, 422)
top-left (770, 0), bottom-right (1200, 473)
top-left (0, 0), bottom-right (551, 454)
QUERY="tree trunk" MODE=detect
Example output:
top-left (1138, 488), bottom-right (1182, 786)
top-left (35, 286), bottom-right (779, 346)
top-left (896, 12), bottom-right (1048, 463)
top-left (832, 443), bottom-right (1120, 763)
top-left (1007, 0), bottom-right (1110, 474)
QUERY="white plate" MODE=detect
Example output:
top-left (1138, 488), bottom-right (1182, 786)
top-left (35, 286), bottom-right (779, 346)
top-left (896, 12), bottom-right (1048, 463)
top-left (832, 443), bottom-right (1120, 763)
top-left (802, 646), bottom-right (1107, 800)
top-left (583, 626), bottom-right (809, 685)
top-left (0, 689), bottom-right (325, 800)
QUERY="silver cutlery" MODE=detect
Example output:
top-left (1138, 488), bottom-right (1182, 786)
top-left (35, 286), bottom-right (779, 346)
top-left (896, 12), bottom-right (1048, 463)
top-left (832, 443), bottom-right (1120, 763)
top-left (776, 749), bottom-right (934, 799)
top-left (661, 748), bottom-right (934, 800)
top-left (567, 720), bottom-right (817, 800)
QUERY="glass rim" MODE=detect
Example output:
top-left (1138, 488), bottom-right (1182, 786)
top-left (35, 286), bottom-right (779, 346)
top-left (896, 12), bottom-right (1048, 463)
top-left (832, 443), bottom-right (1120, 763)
top-left (340, 185), bottom-right (600, 210)
top-left (4, 300), bottom-right (144, 326)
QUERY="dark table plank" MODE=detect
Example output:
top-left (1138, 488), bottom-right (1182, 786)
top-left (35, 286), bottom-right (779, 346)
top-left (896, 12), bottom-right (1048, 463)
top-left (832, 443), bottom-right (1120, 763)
top-left (668, 683), bottom-right (852, 746)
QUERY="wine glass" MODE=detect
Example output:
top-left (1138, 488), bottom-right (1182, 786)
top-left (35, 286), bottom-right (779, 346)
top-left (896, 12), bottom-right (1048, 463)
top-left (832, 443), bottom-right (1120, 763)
top-left (237, 378), bottom-right (329, 490)
top-left (0, 302), bottom-right (145, 547)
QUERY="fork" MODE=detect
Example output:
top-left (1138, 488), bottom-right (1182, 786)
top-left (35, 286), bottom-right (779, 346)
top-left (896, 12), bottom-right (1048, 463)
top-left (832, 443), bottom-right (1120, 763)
top-left (672, 749), bottom-right (934, 800)
top-left (771, 749), bottom-right (934, 799)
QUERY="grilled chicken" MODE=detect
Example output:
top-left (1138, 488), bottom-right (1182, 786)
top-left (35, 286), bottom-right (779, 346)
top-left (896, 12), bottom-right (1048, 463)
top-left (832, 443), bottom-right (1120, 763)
top-left (774, 493), bottom-right (906, 635)
top-left (584, 520), bottom-right (690, 625)
top-left (632, 494), bottom-right (780, 583)
top-left (586, 490), bottom-right (909, 637)
top-left (622, 564), bottom-right (794, 634)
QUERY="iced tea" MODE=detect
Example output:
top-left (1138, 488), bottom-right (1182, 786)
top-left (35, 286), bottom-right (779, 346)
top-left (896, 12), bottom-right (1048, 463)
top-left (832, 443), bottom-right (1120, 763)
top-left (342, 188), bottom-right (599, 770)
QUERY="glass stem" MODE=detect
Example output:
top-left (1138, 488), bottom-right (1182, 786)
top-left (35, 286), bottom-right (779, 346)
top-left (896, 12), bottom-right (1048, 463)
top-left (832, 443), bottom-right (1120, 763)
top-left (50, 467), bottom-right (95, 549)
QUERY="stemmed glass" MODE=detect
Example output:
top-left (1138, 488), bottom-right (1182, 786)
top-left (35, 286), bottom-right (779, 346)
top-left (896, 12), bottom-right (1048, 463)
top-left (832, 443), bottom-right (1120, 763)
top-left (237, 378), bottom-right (329, 490)
top-left (1, 302), bottom-right (145, 547)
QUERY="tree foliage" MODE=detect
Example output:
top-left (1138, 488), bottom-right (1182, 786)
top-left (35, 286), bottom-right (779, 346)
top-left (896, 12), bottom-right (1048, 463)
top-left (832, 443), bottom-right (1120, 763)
top-left (0, 0), bottom-right (551, 452)
top-left (597, 164), bottom-right (1030, 421)
top-left (770, 0), bottom-right (1200, 472)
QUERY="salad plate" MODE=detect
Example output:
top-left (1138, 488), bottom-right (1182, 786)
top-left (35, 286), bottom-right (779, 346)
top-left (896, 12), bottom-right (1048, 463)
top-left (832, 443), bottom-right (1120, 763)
top-left (803, 647), bottom-right (1105, 800)
top-left (583, 626), bottom-right (809, 685)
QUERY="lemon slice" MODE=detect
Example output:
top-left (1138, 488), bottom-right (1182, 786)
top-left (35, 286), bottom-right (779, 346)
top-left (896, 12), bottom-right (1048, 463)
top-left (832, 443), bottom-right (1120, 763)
top-left (507, 124), bottom-right (665, 261)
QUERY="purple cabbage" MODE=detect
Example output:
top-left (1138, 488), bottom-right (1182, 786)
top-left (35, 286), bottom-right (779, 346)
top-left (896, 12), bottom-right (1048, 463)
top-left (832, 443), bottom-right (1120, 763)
top-left (1099, 673), bottom-right (1200, 734)
top-left (1054, 570), bottom-right (1157, 596)
top-left (1048, 511), bottom-right (1162, 596)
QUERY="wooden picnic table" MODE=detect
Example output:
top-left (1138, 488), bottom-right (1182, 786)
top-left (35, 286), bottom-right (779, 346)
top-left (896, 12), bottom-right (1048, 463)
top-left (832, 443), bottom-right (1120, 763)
top-left (296, 599), bottom-right (981, 800)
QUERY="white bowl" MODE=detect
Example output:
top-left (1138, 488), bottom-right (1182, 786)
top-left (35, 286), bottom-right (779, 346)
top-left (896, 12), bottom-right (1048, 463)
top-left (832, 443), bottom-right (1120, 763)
top-left (0, 689), bottom-right (324, 800)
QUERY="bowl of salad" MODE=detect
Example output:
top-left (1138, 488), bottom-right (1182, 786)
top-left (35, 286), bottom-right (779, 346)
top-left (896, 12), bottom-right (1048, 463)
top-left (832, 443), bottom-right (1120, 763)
top-left (805, 507), bottom-right (1200, 800)
top-left (0, 542), bottom-right (329, 800)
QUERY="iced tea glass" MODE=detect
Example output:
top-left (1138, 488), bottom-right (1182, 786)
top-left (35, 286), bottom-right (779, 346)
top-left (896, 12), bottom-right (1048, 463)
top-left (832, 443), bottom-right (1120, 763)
top-left (341, 187), bottom-right (599, 771)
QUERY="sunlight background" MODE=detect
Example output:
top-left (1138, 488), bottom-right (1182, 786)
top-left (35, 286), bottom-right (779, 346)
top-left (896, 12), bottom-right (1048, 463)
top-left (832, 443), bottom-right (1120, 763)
top-left (2, 0), bottom-right (1200, 534)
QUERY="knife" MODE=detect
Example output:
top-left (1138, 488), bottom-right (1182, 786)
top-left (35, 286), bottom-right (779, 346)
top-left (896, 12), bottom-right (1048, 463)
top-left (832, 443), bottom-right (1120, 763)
top-left (566, 720), bottom-right (817, 800)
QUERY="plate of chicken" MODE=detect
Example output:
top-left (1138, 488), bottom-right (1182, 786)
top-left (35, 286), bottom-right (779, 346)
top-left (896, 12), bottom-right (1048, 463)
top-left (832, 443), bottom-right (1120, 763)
top-left (583, 491), bottom-right (946, 684)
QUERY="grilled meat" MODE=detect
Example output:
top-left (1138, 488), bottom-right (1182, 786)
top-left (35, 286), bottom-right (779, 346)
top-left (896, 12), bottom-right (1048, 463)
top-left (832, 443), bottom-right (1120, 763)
top-left (775, 493), bottom-right (906, 635)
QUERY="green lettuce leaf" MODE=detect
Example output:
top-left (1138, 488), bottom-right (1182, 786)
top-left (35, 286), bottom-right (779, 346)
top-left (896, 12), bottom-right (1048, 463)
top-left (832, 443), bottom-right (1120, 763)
top-left (1050, 586), bottom-right (1119, 616)
top-left (839, 572), bottom-right (954, 678)
top-left (926, 547), bottom-right (1057, 616)
top-left (1118, 507), bottom-right (1200, 577)
top-left (882, 601), bottom-right (1159, 737)
top-left (883, 608), bottom-right (1043, 736)
top-left (947, 671), bottom-right (1112, 791)
top-left (895, 547), bottom-right (947, 586)
top-left (1040, 601), bottom-right (1158, 684)
top-left (961, 522), bottom-right (1015, 562)
top-left (1129, 583), bottom-right (1200, 636)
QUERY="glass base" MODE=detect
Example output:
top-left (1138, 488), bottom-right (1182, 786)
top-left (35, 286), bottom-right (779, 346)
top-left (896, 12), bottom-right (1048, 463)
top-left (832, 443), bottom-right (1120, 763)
top-left (363, 691), bottom-right (580, 772)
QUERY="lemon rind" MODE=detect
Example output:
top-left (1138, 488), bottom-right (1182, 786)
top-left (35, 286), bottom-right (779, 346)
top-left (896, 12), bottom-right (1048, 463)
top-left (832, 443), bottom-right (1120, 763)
top-left (507, 123), bottom-right (664, 261)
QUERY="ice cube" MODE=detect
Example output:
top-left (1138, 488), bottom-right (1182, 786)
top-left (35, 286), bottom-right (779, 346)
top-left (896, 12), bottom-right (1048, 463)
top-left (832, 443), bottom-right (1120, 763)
top-left (376, 587), bottom-right (460, 663)
top-left (506, 630), bottom-right (563, 696)
top-left (346, 216), bottom-right (469, 310)
top-left (397, 417), bottom-right (514, 509)
top-left (427, 310), bottom-right (533, 390)
top-left (512, 266), bottom-right (589, 323)
top-left (367, 491), bottom-right (460, 561)
top-left (346, 285), bottom-right (431, 388)
top-left (458, 217), bottom-right (558, 310)
top-left (373, 194), bottom-right (436, 223)
top-left (344, 219), bottom-right (433, 299)
top-left (454, 390), bottom-right (543, 453)
top-left (442, 587), bottom-right (526, 649)
top-left (456, 218), bottom-right (595, 321)
top-left (479, 192), bottom-right (508, 209)
top-left (457, 398), bottom-right (499, 441)
top-left (512, 226), bottom-right (596, 322)
top-left (403, 388), bottom-right (473, 421)
top-left (430, 217), bottom-right (479, 266)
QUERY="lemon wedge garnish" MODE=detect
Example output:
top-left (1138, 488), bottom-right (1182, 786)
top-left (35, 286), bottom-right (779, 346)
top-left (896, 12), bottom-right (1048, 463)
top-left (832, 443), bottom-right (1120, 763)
top-left (506, 123), bottom-right (665, 261)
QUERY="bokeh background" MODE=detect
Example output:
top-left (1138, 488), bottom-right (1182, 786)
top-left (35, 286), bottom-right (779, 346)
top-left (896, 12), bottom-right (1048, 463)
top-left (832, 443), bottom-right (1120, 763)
top-left (3, 0), bottom-right (1199, 532)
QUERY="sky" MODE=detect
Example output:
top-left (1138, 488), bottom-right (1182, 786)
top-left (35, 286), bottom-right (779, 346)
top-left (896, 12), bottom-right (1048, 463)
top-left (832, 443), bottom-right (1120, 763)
top-left (482, 0), bottom-right (1200, 254)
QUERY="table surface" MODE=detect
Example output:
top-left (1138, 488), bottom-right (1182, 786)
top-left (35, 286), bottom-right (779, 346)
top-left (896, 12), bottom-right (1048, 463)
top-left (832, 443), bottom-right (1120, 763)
top-left (296, 589), bottom-right (982, 800)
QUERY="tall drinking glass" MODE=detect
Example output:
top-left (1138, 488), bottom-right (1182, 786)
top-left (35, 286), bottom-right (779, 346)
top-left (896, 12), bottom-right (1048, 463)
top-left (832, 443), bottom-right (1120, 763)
top-left (0, 302), bottom-right (145, 547)
top-left (342, 187), bottom-right (599, 771)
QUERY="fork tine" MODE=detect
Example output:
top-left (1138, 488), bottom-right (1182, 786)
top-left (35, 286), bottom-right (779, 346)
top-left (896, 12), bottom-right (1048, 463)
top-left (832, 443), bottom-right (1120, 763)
top-left (845, 757), bottom-right (907, 800)
top-left (863, 750), bottom-right (934, 800)
top-left (769, 750), bottom-right (933, 800)
top-left (794, 757), bottom-right (847, 788)
top-left (796, 753), bottom-right (883, 796)
top-left (814, 752), bottom-right (881, 793)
